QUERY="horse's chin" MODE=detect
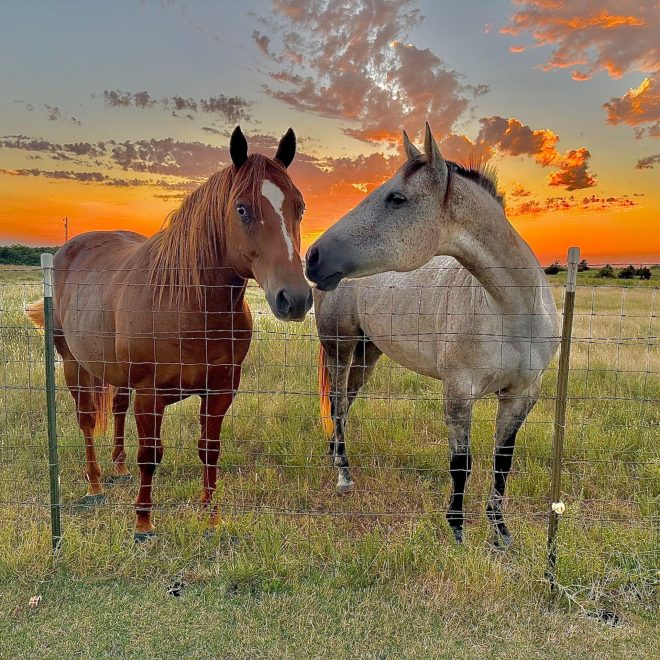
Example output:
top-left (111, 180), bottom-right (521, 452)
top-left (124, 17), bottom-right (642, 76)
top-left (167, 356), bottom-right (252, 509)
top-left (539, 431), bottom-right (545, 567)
top-left (312, 271), bottom-right (345, 291)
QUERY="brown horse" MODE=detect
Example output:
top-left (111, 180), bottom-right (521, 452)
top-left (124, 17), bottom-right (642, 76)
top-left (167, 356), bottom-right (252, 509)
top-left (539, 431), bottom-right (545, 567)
top-left (27, 126), bottom-right (312, 540)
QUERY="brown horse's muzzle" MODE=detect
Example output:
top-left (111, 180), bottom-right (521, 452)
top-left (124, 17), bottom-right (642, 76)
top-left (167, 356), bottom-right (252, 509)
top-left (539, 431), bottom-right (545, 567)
top-left (266, 284), bottom-right (313, 322)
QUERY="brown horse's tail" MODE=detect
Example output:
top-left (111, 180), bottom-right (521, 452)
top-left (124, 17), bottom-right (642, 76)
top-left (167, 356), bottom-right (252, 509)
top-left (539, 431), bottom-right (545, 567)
top-left (26, 300), bottom-right (113, 434)
top-left (26, 300), bottom-right (45, 328)
top-left (91, 378), bottom-right (114, 435)
top-left (318, 345), bottom-right (333, 437)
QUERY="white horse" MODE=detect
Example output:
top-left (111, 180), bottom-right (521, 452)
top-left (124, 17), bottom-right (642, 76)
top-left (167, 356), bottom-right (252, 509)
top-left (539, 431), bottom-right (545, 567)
top-left (306, 123), bottom-right (560, 547)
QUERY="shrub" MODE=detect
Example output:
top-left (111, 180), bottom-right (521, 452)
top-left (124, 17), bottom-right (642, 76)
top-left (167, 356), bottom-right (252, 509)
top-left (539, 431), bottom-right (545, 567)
top-left (618, 265), bottom-right (636, 279)
top-left (598, 264), bottom-right (615, 278)
top-left (577, 259), bottom-right (589, 272)
top-left (544, 261), bottom-right (561, 275)
top-left (636, 267), bottom-right (652, 280)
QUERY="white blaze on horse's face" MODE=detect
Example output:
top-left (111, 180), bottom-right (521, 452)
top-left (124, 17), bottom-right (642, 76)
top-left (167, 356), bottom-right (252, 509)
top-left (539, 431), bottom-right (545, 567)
top-left (306, 123), bottom-right (451, 291)
top-left (261, 179), bottom-right (294, 261)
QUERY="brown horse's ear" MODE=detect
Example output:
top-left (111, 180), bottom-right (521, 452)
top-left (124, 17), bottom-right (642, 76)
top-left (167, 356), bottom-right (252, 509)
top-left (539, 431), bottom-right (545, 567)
top-left (275, 127), bottom-right (296, 168)
top-left (424, 121), bottom-right (447, 176)
top-left (230, 125), bottom-right (248, 169)
top-left (402, 130), bottom-right (421, 160)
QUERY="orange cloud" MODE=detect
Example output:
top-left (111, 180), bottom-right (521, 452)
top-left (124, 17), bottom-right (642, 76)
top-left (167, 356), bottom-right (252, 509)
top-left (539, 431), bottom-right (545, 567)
top-left (547, 148), bottom-right (596, 190)
top-left (476, 116), bottom-right (596, 190)
top-left (603, 76), bottom-right (660, 138)
top-left (508, 193), bottom-right (637, 217)
top-left (502, 1), bottom-right (659, 80)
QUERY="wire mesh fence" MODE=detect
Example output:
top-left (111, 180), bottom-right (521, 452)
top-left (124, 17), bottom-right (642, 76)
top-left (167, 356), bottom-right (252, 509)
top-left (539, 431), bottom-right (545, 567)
top-left (0, 258), bottom-right (657, 612)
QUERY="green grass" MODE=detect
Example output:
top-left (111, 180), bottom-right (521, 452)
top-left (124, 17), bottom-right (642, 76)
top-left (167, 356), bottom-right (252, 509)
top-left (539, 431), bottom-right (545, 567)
top-left (0, 266), bottom-right (657, 657)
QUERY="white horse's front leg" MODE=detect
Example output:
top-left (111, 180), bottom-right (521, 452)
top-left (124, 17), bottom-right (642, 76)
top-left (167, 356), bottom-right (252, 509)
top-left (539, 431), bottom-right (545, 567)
top-left (444, 387), bottom-right (474, 543)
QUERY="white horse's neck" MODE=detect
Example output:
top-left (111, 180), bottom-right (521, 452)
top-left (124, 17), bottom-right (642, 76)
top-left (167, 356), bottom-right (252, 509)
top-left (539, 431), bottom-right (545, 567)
top-left (440, 178), bottom-right (546, 311)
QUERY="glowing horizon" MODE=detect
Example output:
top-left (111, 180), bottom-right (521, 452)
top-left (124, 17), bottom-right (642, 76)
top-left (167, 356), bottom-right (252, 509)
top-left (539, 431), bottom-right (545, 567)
top-left (1, 1), bottom-right (658, 265)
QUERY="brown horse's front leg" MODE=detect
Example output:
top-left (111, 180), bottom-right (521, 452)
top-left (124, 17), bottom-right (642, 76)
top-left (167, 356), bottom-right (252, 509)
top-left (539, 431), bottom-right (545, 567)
top-left (133, 391), bottom-right (166, 541)
top-left (199, 368), bottom-right (240, 523)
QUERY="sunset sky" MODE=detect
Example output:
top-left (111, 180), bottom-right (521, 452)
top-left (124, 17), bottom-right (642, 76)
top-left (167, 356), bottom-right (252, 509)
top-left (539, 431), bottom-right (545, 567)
top-left (0, 0), bottom-right (658, 264)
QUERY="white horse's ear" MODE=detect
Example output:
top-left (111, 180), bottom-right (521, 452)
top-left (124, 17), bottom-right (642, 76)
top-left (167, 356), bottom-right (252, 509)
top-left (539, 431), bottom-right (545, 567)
top-left (424, 122), bottom-right (447, 176)
top-left (402, 130), bottom-right (421, 160)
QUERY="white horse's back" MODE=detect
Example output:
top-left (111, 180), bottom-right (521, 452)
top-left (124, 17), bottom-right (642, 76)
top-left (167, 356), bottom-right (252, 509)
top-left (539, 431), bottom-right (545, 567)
top-left (323, 256), bottom-right (559, 395)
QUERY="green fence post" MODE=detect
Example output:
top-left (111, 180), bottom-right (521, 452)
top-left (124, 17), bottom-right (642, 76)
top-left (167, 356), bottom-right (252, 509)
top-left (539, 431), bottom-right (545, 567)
top-left (547, 246), bottom-right (579, 592)
top-left (41, 252), bottom-right (62, 554)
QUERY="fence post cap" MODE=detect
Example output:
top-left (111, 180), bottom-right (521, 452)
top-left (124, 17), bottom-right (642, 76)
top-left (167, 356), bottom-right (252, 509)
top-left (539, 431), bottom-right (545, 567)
top-left (41, 253), bottom-right (54, 268)
top-left (567, 247), bottom-right (580, 265)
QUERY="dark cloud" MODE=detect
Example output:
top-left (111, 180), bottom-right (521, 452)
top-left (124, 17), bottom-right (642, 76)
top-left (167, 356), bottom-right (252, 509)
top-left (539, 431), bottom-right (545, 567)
top-left (170, 96), bottom-right (198, 112)
top-left (0, 136), bottom-right (107, 161)
top-left (198, 95), bottom-right (251, 122)
top-left (103, 89), bottom-right (157, 109)
top-left (0, 168), bottom-right (105, 182)
top-left (100, 89), bottom-right (251, 123)
top-left (635, 153), bottom-right (660, 169)
top-left (103, 90), bottom-right (133, 107)
top-left (45, 105), bottom-right (61, 121)
top-left (251, 30), bottom-right (271, 56)
top-left (110, 138), bottom-right (227, 176)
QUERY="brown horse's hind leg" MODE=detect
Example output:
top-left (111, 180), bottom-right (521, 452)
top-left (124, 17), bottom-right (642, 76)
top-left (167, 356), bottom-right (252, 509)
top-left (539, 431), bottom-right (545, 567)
top-left (59, 345), bottom-right (106, 503)
top-left (133, 391), bottom-right (166, 540)
top-left (109, 388), bottom-right (132, 482)
top-left (198, 367), bottom-right (241, 524)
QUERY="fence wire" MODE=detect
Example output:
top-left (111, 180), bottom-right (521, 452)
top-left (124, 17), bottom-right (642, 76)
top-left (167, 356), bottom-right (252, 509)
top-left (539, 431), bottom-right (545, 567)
top-left (0, 263), bottom-right (657, 610)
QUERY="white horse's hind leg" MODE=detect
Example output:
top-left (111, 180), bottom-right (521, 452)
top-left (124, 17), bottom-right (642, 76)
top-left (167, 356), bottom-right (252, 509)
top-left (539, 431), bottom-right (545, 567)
top-left (487, 383), bottom-right (540, 548)
top-left (321, 337), bottom-right (358, 494)
top-left (321, 336), bottom-right (382, 494)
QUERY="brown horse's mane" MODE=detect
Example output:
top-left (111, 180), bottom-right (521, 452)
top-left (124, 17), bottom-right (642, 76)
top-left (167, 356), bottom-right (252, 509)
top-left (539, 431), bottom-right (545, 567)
top-left (149, 153), bottom-right (291, 304)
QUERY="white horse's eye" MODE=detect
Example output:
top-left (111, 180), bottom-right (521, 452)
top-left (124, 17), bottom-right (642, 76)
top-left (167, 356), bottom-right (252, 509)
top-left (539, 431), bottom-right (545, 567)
top-left (386, 192), bottom-right (407, 207)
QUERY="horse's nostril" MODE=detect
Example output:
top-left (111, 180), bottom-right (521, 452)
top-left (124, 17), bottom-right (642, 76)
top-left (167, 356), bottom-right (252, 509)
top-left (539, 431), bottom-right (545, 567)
top-left (307, 246), bottom-right (320, 270)
top-left (275, 289), bottom-right (290, 314)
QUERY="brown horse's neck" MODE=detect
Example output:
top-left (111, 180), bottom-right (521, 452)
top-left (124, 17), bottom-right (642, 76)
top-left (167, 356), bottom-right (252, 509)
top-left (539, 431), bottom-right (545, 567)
top-left (148, 167), bottom-right (242, 308)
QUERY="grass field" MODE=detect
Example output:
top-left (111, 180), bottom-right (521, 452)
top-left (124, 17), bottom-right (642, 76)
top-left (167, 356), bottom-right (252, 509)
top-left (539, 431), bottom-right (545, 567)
top-left (0, 265), bottom-right (657, 658)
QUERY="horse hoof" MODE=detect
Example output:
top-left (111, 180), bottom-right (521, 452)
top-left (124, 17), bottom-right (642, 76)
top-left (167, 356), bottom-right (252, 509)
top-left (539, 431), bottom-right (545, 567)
top-left (134, 530), bottom-right (157, 544)
top-left (335, 481), bottom-right (355, 495)
top-left (79, 493), bottom-right (107, 507)
top-left (107, 473), bottom-right (132, 486)
top-left (490, 531), bottom-right (513, 551)
top-left (450, 527), bottom-right (464, 544)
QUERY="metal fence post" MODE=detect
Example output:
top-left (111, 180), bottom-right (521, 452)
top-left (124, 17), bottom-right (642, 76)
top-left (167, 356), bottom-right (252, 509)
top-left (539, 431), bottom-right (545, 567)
top-left (547, 246), bottom-right (579, 591)
top-left (42, 252), bottom-right (62, 554)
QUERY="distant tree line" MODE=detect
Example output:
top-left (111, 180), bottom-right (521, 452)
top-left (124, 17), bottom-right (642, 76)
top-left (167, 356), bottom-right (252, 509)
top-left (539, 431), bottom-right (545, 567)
top-left (0, 245), bottom-right (59, 266)
top-left (544, 259), bottom-right (653, 280)
top-left (598, 264), bottom-right (652, 280)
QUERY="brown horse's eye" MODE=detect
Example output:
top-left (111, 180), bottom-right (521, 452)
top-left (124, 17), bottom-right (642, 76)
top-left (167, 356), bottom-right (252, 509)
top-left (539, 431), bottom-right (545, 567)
top-left (236, 204), bottom-right (250, 223)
